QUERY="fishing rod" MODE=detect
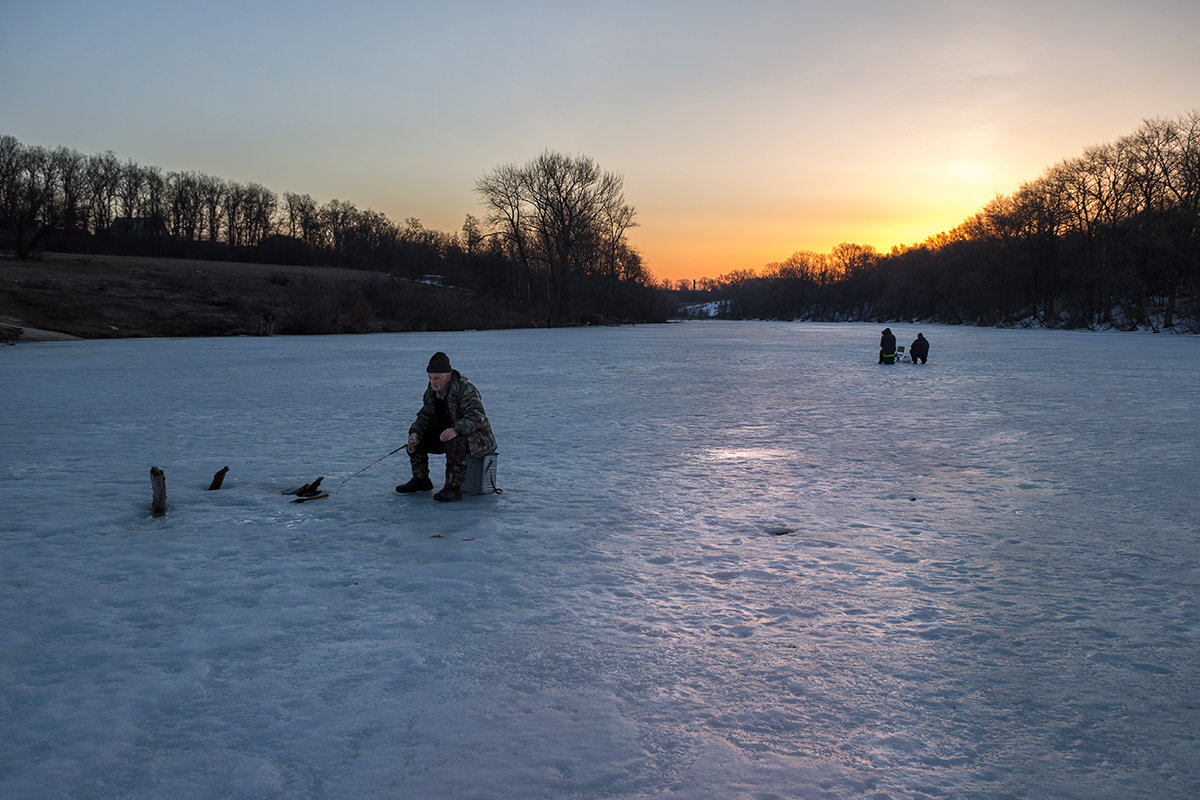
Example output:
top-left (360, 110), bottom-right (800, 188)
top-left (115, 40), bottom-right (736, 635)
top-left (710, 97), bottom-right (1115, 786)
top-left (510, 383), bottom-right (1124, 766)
top-left (336, 443), bottom-right (410, 494)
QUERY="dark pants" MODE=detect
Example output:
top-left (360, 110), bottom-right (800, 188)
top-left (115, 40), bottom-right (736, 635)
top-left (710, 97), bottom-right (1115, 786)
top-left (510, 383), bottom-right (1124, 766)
top-left (409, 430), bottom-right (469, 488)
top-left (879, 350), bottom-right (896, 364)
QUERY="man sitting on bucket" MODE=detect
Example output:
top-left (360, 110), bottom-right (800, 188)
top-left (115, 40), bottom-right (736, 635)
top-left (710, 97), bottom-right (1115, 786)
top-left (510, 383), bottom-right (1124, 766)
top-left (396, 351), bottom-right (498, 502)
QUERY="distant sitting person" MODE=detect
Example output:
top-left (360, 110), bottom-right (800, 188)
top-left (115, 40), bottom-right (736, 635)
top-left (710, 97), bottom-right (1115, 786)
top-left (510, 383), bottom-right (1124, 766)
top-left (879, 328), bottom-right (897, 364)
top-left (910, 332), bottom-right (930, 364)
top-left (395, 351), bottom-right (497, 502)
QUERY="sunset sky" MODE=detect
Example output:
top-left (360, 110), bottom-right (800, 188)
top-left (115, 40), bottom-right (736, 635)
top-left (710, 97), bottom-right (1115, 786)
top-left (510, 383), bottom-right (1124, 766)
top-left (3, 0), bottom-right (1198, 282)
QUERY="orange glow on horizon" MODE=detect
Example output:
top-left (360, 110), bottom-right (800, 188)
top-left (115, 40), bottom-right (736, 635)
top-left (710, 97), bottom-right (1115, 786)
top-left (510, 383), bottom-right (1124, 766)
top-left (634, 150), bottom-right (1019, 284)
top-left (639, 204), bottom-right (991, 284)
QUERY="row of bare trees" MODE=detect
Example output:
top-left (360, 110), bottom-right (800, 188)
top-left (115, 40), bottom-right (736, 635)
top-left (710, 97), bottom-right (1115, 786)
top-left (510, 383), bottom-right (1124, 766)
top-left (699, 112), bottom-right (1200, 331)
top-left (0, 140), bottom-right (276, 256)
top-left (0, 135), bottom-right (666, 325)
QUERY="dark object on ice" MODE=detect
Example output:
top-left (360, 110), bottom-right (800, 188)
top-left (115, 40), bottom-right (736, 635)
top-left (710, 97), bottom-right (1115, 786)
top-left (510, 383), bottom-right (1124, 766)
top-left (208, 466), bottom-right (230, 490)
top-left (879, 328), bottom-right (897, 364)
top-left (150, 466), bottom-right (167, 515)
top-left (284, 476), bottom-right (325, 497)
top-left (396, 476), bottom-right (434, 493)
top-left (910, 333), bottom-right (929, 364)
top-left (293, 492), bottom-right (329, 503)
top-left (434, 484), bottom-right (463, 502)
top-left (767, 527), bottom-right (795, 536)
top-left (910, 496), bottom-right (917, 501)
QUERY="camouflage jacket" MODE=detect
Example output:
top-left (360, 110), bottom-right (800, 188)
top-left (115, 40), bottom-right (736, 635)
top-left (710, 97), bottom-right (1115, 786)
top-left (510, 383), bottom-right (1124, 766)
top-left (409, 371), bottom-right (497, 455)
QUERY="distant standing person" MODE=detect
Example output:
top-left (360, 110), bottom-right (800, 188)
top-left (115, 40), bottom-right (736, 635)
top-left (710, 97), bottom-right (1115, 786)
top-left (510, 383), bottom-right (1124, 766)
top-left (395, 351), bottom-right (498, 502)
top-left (910, 333), bottom-right (930, 364)
top-left (879, 328), bottom-right (897, 364)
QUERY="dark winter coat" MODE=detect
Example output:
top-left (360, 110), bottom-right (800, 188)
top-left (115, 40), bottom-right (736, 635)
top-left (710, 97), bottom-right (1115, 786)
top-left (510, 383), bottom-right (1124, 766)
top-left (879, 329), bottom-right (897, 354)
top-left (910, 334), bottom-right (929, 359)
top-left (409, 370), bottom-right (497, 456)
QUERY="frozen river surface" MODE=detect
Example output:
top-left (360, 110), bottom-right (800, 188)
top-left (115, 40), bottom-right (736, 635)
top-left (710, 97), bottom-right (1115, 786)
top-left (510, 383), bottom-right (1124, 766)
top-left (2, 321), bottom-right (1198, 799)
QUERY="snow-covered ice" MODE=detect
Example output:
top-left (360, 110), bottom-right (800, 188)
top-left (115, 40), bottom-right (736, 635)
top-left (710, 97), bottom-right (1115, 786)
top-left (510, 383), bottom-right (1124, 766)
top-left (1, 321), bottom-right (1197, 799)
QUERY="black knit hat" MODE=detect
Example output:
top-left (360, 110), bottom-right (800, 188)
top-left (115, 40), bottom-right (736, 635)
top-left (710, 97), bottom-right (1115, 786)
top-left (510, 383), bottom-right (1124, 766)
top-left (426, 351), bottom-right (452, 373)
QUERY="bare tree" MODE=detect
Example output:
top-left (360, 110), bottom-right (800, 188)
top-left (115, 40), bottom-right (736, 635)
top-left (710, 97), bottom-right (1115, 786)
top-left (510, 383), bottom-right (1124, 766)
top-left (1124, 113), bottom-right (1200, 326)
top-left (238, 183), bottom-right (277, 247)
top-left (141, 165), bottom-right (165, 224)
top-left (222, 182), bottom-right (249, 247)
top-left (84, 150), bottom-right (121, 233)
top-left (319, 199), bottom-right (359, 266)
top-left (116, 159), bottom-right (146, 223)
top-left (166, 171), bottom-right (202, 241)
top-left (51, 146), bottom-right (87, 235)
top-left (197, 174), bottom-right (225, 243)
top-left (283, 191), bottom-right (318, 241)
top-left (476, 162), bottom-right (537, 309)
top-left (476, 150), bottom-right (638, 323)
top-left (0, 135), bottom-right (21, 216)
top-left (829, 243), bottom-right (879, 279)
top-left (0, 142), bottom-right (56, 257)
top-left (460, 213), bottom-right (483, 256)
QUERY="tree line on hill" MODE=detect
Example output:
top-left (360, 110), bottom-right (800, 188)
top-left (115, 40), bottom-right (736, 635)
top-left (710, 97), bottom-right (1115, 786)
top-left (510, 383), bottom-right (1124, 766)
top-left (7, 112), bottom-right (1198, 334)
top-left (0, 137), bottom-right (667, 327)
top-left (687, 112), bottom-right (1199, 331)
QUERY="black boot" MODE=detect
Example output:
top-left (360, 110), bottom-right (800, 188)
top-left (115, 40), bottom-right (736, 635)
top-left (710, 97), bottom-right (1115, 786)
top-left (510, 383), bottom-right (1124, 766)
top-left (395, 476), bottom-right (434, 493)
top-left (433, 484), bottom-right (463, 502)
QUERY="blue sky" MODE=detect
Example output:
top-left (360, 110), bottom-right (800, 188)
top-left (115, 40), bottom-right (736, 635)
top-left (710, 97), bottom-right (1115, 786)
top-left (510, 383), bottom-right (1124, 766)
top-left (3, 0), bottom-right (1197, 280)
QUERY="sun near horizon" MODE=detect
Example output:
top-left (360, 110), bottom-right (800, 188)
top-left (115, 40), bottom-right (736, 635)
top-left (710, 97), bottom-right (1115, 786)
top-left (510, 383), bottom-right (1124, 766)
top-left (638, 179), bottom-right (1007, 285)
